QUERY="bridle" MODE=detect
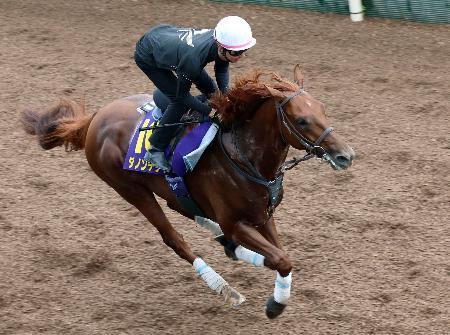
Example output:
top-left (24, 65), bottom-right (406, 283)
top-left (276, 89), bottom-right (334, 173)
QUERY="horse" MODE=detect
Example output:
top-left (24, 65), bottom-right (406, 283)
top-left (21, 65), bottom-right (355, 318)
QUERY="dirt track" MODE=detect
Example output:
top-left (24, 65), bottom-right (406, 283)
top-left (1, 1), bottom-right (449, 334)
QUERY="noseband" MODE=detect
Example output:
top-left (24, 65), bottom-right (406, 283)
top-left (276, 89), bottom-right (334, 158)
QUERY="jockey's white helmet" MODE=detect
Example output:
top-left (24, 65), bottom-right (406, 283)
top-left (214, 16), bottom-right (256, 51)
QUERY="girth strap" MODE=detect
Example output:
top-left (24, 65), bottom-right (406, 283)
top-left (165, 175), bottom-right (205, 218)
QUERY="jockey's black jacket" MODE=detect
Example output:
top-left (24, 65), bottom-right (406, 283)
top-left (135, 24), bottom-right (230, 95)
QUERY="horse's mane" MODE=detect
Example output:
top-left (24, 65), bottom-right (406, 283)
top-left (210, 70), bottom-right (300, 126)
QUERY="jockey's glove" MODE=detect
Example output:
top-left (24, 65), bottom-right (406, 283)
top-left (197, 100), bottom-right (212, 118)
top-left (183, 94), bottom-right (212, 117)
top-left (196, 93), bottom-right (209, 103)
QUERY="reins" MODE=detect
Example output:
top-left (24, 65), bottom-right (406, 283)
top-left (139, 119), bottom-right (200, 131)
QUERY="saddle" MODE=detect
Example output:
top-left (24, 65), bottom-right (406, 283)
top-left (124, 101), bottom-right (218, 175)
top-left (123, 100), bottom-right (219, 217)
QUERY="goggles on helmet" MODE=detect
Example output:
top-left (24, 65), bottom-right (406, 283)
top-left (227, 49), bottom-right (248, 56)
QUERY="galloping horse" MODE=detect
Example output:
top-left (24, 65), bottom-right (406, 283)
top-left (21, 65), bottom-right (355, 318)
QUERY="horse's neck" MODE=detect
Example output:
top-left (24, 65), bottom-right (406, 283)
top-left (234, 100), bottom-right (288, 179)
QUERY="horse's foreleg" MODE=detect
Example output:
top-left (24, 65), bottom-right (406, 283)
top-left (229, 220), bottom-right (292, 274)
top-left (195, 216), bottom-right (266, 265)
top-left (230, 220), bottom-right (292, 318)
top-left (193, 216), bottom-right (291, 315)
top-left (256, 217), bottom-right (293, 318)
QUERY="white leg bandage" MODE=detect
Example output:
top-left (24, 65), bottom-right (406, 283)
top-left (273, 271), bottom-right (292, 305)
top-left (234, 245), bottom-right (265, 267)
top-left (193, 258), bottom-right (227, 294)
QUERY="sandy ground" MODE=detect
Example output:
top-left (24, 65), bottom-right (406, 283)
top-left (1, 1), bottom-right (449, 334)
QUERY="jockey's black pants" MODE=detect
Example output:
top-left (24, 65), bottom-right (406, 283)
top-left (134, 51), bottom-right (213, 150)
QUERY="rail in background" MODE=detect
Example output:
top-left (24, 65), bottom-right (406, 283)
top-left (210, 0), bottom-right (450, 24)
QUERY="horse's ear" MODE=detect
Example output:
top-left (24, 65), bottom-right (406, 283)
top-left (264, 85), bottom-right (285, 99)
top-left (294, 64), bottom-right (304, 89)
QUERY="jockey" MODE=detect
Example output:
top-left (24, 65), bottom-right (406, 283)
top-left (134, 16), bottom-right (256, 172)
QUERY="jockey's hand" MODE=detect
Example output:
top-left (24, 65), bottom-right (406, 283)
top-left (197, 99), bottom-right (214, 122)
top-left (191, 93), bottom-right (211, 116)
top-left (196, 93), bottom-right (209, 103)
top-left (190, 100), bottom-right (210, 118)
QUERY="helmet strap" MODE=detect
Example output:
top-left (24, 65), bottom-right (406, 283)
top-left (223, 50), bottom-right (231, 62)
top-left (218, 44), bottom-right (231, 62)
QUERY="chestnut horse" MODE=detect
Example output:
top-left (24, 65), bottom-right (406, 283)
top-left (21, 66), bottom-right (355, 318)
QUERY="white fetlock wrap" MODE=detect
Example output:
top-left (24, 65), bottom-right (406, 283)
top-left (193, 258), bottom-right (227, 294)
top-left (234, 245), bottom-right (265, 267)
top-left (273, 271), bottom-right (292, 305)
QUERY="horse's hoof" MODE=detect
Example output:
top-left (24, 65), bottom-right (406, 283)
top-left (221, 284), bottom-right (246, 307)
top-left (265, 295), bottom-right (286, 319)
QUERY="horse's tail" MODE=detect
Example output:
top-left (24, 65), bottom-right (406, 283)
top-left (21, 98), bottom-right (95, 151)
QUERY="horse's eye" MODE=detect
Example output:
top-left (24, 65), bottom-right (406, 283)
top-left (297, 118), bottom-right (309, 127)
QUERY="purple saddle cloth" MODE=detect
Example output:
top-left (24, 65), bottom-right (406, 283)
top-left (123, 102), bottom-right (218, 177)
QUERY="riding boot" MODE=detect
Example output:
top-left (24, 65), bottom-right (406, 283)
top-left (144, 101), bottom-right (188, 171)
top-left (144, 146), bottom-right (171, 172)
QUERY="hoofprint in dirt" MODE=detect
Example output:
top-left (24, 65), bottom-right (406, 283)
top-left (1, 1), bottom-right (449, 335)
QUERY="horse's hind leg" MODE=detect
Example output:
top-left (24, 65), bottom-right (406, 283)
top-left (114, 185), bottom-right (196, 263)
top-left (111, 183), bottom-right (245, 306)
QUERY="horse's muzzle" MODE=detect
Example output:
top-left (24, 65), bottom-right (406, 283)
top-left (325, 147), bottom-right (355, 170)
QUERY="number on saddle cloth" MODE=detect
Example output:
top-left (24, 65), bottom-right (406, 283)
top-left (126, 99), bottom-right (218, 175)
